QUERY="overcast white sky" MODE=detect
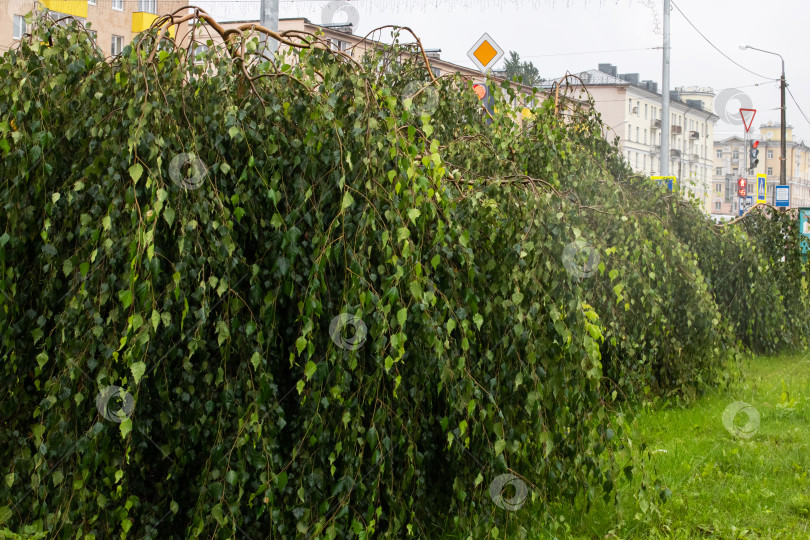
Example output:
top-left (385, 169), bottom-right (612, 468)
top-left (192, 0), bottom-right (810, 141)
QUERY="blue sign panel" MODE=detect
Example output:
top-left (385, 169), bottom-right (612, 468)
top-left (739, 196), bottom-right (753, 217)
top-left (799, 208), bottom-right (810, 262)
top-left (651, 176), bottom-right (677, 192)
top-left (756, 174), bottom-right (767, 204)
top-left (775, 185), bottom-right (790, 208)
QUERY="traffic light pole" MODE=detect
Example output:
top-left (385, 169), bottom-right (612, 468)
top-left (743, 130), bottom-right (747, 176)
top-left (780, 63), bottom-right (787, 186)
top-left (742, 130), bottom-right (747, 213)
top-left (740, 46), bottom-right (787, 191)
top-left (661, 0), bottom-right (671, 177)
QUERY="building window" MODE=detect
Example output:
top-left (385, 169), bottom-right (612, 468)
top-left (715, 184), bottom-right (722, 192)
top-left (628, 125), bottom-right (632, 141)
top-left (767, 150), bottom-right (774, 159)
top-left (431, 67), bottom-right (441, 79)
top-left (635, 153), bottom-right (639, 168)
top-left (192, 43), bottom-right (209, 63)
top-left (733, 150), bottom-right (739, 160)
top-left (328, 38), bottom-right (349, 52)
top-left (643, 155), bottom-right (646, 169)
top-left (88, 0), bottom-right (96, 5)
top-left (111, 35), bottom-right (123, 55)
top-left (138, 0), bottom-right (156, 13)
top-left (644, 129), bottom-right (647, 144)
top-left (13, 14), bottom-right (26, 39)
top-left (112, 0), bottom-right (123, 11)
top-left (715, 201), bottom-right (721, 211)
top-left (716, 149), bottom-right (723, 158)
top-left (88, 29), bottom-right (97, 43)
top-left (767, 167), bottom-right (773, 175)
top-left (644, 104), bottom-right (648, 119)
top-left (715, 167), bottom-right (722, 175)
top-left (636, 127), bottom-right (639, 141)
top-left (629, 100), bottom-right (633, 113)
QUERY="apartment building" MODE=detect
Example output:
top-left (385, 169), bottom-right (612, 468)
top-left (174, 16), bottom-right (541, 110)
top-left (712, 122), bottom-right (810, 214)
top-left (2, 0), bottom-right (185, 56)
top-left (542, 64), bottom-right (718, 212)
top-left (4, 4), bottom-right (542, 114)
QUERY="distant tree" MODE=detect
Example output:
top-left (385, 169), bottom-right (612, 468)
top-left (503, 50), bottom-right (544, 87)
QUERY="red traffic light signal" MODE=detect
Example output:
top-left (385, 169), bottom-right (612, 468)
top-left (751, 140), bottom-right (759, 149)
top-left (737, 177), bottom-right (746, 189)
top-left (473, 83), bottom-right (495, 124)
top-left (738, 187), bottom-right (747, 197)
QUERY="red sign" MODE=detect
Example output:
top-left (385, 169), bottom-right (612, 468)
top-left (740, 108), bottom-right (757, 133)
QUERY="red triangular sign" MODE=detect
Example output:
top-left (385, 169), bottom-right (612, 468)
top-left (740, 108), bottom-right (756, 133)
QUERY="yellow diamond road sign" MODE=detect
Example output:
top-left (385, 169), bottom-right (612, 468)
top-left (467, 33), bottom-right (504, 73)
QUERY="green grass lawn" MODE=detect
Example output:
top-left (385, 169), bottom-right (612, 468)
top-left (540, 352), bottom-right (810, 539)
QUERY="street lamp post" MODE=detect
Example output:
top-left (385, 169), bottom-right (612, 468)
top-left (739, 45), bottom-right (787, 187)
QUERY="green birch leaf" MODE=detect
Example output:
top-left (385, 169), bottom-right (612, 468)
top-left (129, 163), bottom-right (143, 183)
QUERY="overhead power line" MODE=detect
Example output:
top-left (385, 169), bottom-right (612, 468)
top-left (787, 86), bottom-right (810, 129)
top-left (670, 0), bottom-right (778, 82)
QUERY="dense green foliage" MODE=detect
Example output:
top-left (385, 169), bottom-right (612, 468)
top-left (0, 13), bottom-right (807, 539)
top-left (667, 201), bottom-right (810, 354)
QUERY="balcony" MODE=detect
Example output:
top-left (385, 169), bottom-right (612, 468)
top-left (670, 149), bottom-right (682, 158)
top-left (689, 130), bottom-right (699, 139)
top-left (671, 125), bottom-right (683, 135)
top-left (651, 119), bottom-right (661, 129)
top-left (132, 12), bottom-right (176, 37)
top-left (41, 0), bottom-right (87, 18)
top-left (690, 153), bottom-right (700, 161)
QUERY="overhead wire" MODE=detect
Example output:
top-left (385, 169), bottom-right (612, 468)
top-left (669, 0), bottom-right (778, 82)
top-left (787, 86), bottom-right (810, 130)
top-left (671, 0), bottom-right (810, 137)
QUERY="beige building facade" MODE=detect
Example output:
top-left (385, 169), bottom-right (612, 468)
top-left (174, 16), bottom-right (540, 110)
top-left (4, 6), bottom-right (540, 114)
top-left (2, 0), bottom-right (185, 56)
top-left (712, 122), bottom-right (810, 214)
top-left (548, 65), bottom-right (718, 213)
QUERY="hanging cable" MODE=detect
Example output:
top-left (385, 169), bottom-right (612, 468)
top-left (670, 0), bottom-right (778, 81)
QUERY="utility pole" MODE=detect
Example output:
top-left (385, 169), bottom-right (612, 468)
top-left (779, 61), bottom-right (787, 186)
top-left (739, 45), bottom-right (786, 186)
top-left (260, 0), bottom-right (280, 53)
top-left (661, 0), bottom-right (671, 177)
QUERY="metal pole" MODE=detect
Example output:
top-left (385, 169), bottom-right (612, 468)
top-left (661, 0), bottom-right (671, 177)
top-left (780, 58), bottom-right (787, 186)
top-left (743, 129), bottom-right (747, 187)
top-left (260, 0), bottom-right (280, 52)
top-left (739, 45), bottom-right (787, 189)
top-left (742, 130), bottom-right (748, 214)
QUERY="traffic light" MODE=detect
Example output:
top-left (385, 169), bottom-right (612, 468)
top-left (737, 177), bottom-right (747, 197)
top-left (473, 83), bottom-right (495, 124)
top-left (748, 140), bottom-right (759, 171)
